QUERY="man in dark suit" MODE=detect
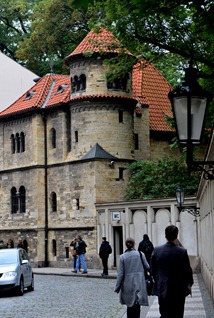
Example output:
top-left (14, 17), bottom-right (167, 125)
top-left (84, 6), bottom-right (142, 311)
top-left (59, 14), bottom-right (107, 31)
top-left (151, 225), bottom-right (194, 318)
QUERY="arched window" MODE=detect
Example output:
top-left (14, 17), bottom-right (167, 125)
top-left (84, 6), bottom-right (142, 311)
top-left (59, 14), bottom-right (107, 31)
top-left (50, 128), bottom-right (56, 149)
top-left (11, 134), bottom-right (15, 154)
top-left (15, 133), bottom-right (20, 153)
top-left (19, 186), bottom-right (26, 213)
top-left (80, 74), bottom-right (86, 90)
top-left (107, 73), bottom-right (129, 91)
top-left (74, 75), bottom-right (80, 91)
top-left (20, 132), bottom-right (25, 152)
top-left (11, 187), bottom-right (18, 214)
top-left (51, 192), bottom-right (57, 212)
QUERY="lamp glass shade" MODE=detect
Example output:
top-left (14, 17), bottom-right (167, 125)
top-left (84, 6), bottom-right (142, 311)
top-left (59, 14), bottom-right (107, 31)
top-left (173, 96), bottom-right (207, 144)
top-left (176, 186), bottom-right (184, 207)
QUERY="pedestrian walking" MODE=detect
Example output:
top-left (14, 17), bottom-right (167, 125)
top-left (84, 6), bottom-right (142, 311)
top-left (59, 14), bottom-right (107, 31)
top-left (72, 236), bottom-right (88, 274)
top-left (70, 237), bottom-right (81, 272)
top-left (138, 234), bottom-right (154, 264)
top-left (99, 237), bottom-right (112, 276)
top-left (151, 225), bottom-right (194, 318)
top-left (114, 237), bottom-right (149, 318)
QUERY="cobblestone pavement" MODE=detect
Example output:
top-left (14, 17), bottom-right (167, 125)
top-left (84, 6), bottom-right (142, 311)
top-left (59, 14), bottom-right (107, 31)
top-left (0, 275), bottom-right (125, 318)
top-left (0, 271), bottom-right (213, 318)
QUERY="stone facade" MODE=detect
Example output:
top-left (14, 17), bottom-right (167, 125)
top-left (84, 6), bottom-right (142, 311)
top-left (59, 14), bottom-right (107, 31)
top-left (0, 31), bottom-right (178, 268)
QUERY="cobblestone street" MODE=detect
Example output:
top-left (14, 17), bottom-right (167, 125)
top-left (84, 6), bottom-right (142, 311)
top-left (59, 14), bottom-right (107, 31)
top-left (0, 275), bottom-right (125, 318)
top-left (0, 272), bottom-right (213, 318)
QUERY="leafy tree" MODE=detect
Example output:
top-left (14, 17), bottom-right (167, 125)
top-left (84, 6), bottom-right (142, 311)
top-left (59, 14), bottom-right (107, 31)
top-left (16, 0), bottom-right (102, 75)
top-left (0, 0), bottom-right (39, 60)
top-left (73, 1), bottom-right (214, 86)
top-left (125, 158), bottom-right (200, 200)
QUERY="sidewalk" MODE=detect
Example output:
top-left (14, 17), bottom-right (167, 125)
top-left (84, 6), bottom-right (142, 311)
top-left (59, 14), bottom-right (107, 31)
top-left (33, 268), bottom-right (214, 318)
top-left (33, 267), bottom-right (117, 279)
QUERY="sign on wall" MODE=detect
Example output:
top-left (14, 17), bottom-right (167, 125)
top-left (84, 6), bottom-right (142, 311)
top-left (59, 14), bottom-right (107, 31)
top-left (112, 211), bottom-right (121, 221)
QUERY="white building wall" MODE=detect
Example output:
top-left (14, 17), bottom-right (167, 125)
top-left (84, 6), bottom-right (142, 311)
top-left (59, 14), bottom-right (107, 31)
top-left (0, 52), bottom-right (38, 111)
top-left (96, 197), bottom-right (199, 271)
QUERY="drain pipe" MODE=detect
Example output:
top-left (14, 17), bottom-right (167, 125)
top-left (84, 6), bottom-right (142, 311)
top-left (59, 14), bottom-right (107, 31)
top-left (42, 111), bottom-right (49, 267)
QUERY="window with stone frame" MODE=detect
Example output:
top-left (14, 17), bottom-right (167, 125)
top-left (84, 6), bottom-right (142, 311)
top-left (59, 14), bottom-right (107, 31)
top-left (11, 186), bottom-right (26, 213)
top-left (134, 133), bottom-right (139, 150)
top-left (50, 128), bottom-right (56, 149)
top-left (11, 134), bottom-right (15, 154)
top-left (79, 74), bottom-right (86, 90)
top-left (19, 186), bottom-right (26, 213)
top-left (51, 192), bottom-right (57, 212)
top-left (71, 74), bottom-right (86, 93)
top-left (20, 132), bottom-right (25, 152)
top-left (75, 130), bottom-right (78, 143)
top-left (52, 239), bottom-right (57, 256)
top-left (107, 73), bottom-right (129, 91)
top-left (16, 133), bottom-right (20, 153)
top-left (119, 110), bottom-right (123, 123)
top-left (11, 187), bottom-right (18, 214)
top-left (11, 132), bottom-right (25, 154)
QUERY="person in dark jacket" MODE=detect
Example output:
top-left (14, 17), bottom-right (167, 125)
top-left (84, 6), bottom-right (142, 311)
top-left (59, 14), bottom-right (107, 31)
top-left (99, 237), bottom-right (112, 276)
top-left (138, 234), bottom-right (154, 263)
top-left (72, 236), bottom-right (88, 274)
top-left (151, 225), bottom-right (194, 318)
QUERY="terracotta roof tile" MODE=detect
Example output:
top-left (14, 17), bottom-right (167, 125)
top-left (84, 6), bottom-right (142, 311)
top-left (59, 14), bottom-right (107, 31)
top-left (0, 28), bottom-right (173, 133)
top-left (133, 61), bottom-right (173, 132)
top-left (64, 27), bottom-right (132, 65)
top-left (0, 74), bottom-right (70, 116)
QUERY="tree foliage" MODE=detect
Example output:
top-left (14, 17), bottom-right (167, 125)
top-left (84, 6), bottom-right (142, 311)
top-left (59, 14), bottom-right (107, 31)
top-left (125, 158), bottom-right (200, 200)
top-left (0, 0), bottom-right (39, 59)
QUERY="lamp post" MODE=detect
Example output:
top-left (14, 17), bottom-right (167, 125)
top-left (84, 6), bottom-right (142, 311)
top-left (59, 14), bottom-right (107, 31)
top-left (168, 62), bottom-right (213, 179)
top-left (175, 184), bottom-right (200, 217)
top-left (175, 184), bottom-right (184, 212)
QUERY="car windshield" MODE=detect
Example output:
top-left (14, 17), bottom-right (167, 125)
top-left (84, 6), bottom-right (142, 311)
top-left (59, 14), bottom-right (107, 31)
top-left (0, 251), bottom-right (18, 264)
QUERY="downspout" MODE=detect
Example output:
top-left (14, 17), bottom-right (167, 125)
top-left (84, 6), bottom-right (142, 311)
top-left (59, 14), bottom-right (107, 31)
top-left (42, 112), bottom-right (49, 267)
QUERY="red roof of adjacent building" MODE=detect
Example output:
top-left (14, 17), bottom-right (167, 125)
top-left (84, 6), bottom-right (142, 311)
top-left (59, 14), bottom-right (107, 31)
top-left (0, 74), bottom-right (70, 116)
top-left (132, 61), bottom-right (173, 131)
top-left (0, 27), bottom-right (173, 132)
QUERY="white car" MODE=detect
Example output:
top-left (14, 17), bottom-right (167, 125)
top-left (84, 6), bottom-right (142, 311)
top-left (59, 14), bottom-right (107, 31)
top-left (0, 248), bottom-right (34, 296)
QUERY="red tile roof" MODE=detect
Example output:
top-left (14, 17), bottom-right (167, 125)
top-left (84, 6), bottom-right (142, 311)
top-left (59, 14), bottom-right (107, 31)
top-left (0, 74), bottom-right (70, 116)
top-left (64, 27), bottom-right (132, 65)
top-left (133, 61), bottom-right (173, 131)
top-left (0, 28), bottom-right (173, 132)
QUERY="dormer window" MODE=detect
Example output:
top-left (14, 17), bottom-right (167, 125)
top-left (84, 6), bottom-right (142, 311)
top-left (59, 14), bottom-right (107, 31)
top-left (25, 91), bottom-right (35, 100)
top-left (56, 84), bottom-right (68, 94)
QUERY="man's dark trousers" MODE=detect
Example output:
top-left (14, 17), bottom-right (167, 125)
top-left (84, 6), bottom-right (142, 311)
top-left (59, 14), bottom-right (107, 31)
top-left (101, 255), bottom-right (109, 275)
top-left (159, 294), bottom-right (185, 318)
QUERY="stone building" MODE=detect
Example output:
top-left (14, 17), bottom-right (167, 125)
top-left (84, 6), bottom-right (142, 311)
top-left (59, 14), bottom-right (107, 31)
top-left (0, 27), bottom-right (177, 268)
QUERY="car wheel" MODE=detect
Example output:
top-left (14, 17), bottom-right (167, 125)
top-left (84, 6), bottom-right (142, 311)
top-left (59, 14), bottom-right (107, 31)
top-left (27, 274), bottom-right (34, 292)
top-left (16, 277), bottom-right (24, 296)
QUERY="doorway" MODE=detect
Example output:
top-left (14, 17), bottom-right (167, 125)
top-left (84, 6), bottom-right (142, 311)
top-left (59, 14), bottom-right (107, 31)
top-left (113, 226), bottom-right (123, 267)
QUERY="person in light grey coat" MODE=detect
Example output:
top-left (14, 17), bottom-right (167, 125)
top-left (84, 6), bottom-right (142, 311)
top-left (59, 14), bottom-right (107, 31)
top-left (114, 237), bottom-right (150, 318)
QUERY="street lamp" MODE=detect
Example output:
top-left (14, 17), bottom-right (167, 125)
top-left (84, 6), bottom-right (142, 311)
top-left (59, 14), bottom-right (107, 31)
top-left (168, 62), bottom-right (213, 179)
top-left (175, 184), bottom-right (200, 217)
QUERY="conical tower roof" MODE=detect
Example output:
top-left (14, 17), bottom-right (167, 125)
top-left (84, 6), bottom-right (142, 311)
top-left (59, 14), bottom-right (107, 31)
top-left (64, 27), bottom-right (132, 65)
top-left (81, 143), bottom-right (118, 160)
